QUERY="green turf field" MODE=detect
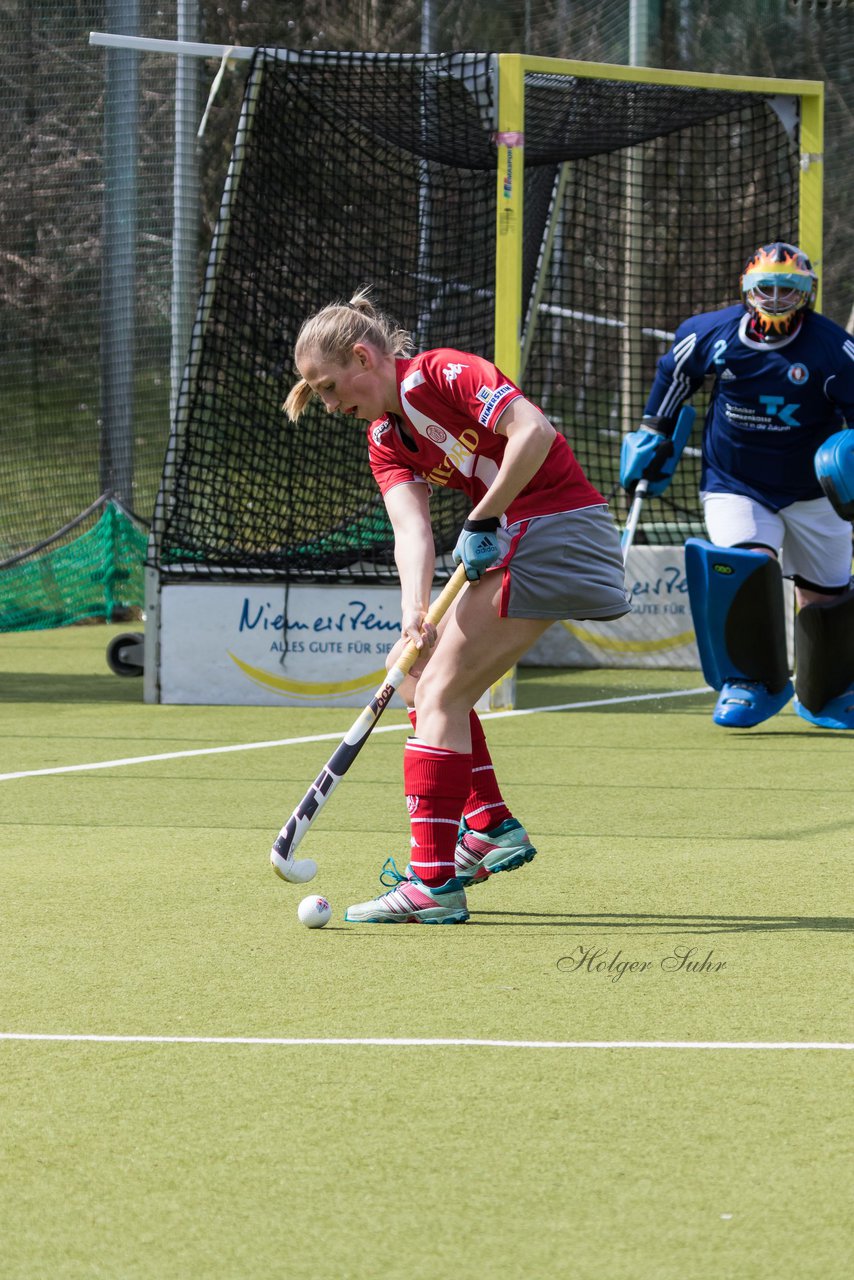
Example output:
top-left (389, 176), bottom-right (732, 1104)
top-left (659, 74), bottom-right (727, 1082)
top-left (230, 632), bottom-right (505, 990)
top-left (1, 625), bottom-right (851, 1279)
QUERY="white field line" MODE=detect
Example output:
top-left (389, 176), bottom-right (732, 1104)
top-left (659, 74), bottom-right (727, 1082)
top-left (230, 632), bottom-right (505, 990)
top-left (0, 1033), bottom-right (849, 1050)
top-left (0, 686), bottom-right (709, 782)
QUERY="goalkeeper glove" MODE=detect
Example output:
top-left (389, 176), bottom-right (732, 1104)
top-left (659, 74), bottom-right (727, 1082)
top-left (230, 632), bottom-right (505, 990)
top-left (453, 517), bottom-right (501, 581)
top-left (620, 415), bottom-right (679, 496)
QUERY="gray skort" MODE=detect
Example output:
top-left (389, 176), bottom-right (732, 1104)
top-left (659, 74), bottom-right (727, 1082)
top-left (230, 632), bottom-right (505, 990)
top-left (495, 505), bottom-right (631, 622)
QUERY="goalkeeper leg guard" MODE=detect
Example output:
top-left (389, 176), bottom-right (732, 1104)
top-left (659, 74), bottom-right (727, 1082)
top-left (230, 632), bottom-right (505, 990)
top-left (685, 539), bottom-right (793, 727)
top-left (793, 587), bottom-right (854, 730)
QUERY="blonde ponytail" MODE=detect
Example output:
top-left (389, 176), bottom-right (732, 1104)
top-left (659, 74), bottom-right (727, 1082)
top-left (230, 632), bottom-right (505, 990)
top-left (282, 377), bottom-right (315, 423)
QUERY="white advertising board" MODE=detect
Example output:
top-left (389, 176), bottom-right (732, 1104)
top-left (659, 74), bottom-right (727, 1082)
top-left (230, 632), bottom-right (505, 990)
top-left (157, 582), bottom-right (404, 705)
top-left (151, 550), bottom-right (794, 700)
top-left (154, 581), bottom-right (515, 708)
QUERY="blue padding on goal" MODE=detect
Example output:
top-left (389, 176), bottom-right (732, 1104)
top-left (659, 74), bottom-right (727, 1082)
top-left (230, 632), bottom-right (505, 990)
top-left (685, 539), bottom-right (790, 693)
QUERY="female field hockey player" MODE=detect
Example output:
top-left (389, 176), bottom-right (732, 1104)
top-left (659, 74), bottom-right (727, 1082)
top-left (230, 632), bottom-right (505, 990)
top-left (284, 289), bottom-right (630, 924)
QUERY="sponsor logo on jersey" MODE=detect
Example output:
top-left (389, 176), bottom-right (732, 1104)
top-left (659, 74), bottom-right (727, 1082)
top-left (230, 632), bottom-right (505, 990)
top-left (720, 368), bottom-right (736, 381)
top-left (759, 395), bottom-right (800, 427)
top-left (476, 386), bottom-right (492, 403)
top-left (425, 426), bottom-right (480, 487)
top-left (371, 417), bottom-right (393, 446)
top-left (442, 362), bottom-right (468, 383)
top-left (787, 363), bottom-right (809, 385)
top-left (477, 382), bottom-right (515, 425)
top-left (426, 424), bottom-right (447, 444)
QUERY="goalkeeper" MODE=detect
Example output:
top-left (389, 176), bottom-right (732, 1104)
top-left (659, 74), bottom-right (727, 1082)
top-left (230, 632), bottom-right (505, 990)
top-left (621, 241), bottom-right (854, 730)
top-left (284, 288), bottom-right (629, 925)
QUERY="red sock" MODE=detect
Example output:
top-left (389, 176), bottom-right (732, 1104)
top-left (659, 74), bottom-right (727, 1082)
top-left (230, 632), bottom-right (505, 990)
top-left (406, 708), bottom-right (512, 835)
top-left (464, 711), bottom-right (513, 833)
top-left (404, 739), bottom-right (471, 887)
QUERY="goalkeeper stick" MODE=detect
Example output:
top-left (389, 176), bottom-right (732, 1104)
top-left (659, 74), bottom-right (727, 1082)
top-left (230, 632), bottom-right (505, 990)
top-left (271, 563), bottom-right (469, 883)
top-left (621, 478), bottom-right (649, 562)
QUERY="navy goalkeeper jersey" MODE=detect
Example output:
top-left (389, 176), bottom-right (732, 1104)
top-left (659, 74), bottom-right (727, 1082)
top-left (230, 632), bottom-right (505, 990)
top-left (644, 304), bottom-right (854, 511)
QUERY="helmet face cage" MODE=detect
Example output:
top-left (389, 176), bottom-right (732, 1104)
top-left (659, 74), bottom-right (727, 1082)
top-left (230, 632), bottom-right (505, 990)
top-left (740, 242), bottom-right (817, 338)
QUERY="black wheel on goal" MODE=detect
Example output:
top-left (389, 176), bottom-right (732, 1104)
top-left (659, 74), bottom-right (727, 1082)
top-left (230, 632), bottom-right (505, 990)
top-left (106, 631), bottom-right (145, 677)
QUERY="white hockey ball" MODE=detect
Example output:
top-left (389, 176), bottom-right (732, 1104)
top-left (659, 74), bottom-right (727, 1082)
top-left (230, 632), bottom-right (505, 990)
top-left (297, 895), bottom-right (332, 929)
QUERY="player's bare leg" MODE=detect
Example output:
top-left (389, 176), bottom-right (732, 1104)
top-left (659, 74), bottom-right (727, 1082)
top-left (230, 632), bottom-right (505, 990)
top-left (410, 572), bottom-right (549, 748)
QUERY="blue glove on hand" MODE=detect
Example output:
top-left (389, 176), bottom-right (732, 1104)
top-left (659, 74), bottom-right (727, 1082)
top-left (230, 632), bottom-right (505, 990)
top-left (620, 422), bottom-right (676, 497)
top-left (452, 517), bottom-right (501, 581)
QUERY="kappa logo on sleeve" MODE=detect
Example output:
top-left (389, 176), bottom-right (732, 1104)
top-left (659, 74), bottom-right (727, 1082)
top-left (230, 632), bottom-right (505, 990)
top-left (477, 383), bottom-right (515, 425)
top-left (442, 362), bottom-right (468, 383)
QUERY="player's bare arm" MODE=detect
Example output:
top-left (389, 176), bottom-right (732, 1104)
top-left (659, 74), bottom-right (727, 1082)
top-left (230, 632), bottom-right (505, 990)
top-left (469, 398), bottom-right (555, 523)
top-left (383, 480), bottom-right (438, 652)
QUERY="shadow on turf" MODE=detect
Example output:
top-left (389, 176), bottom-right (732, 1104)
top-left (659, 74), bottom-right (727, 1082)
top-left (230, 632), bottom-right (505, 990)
top-left (734, 729), bottom-right (853, 741)
top-left (469, 911), bottom-right (853, 933)
top-left (0, 673), bottom-right (139, 704)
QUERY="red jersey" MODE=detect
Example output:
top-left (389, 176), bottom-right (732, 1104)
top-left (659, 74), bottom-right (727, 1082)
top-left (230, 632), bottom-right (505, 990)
top-left (366, 349), bottom-right (603, 523)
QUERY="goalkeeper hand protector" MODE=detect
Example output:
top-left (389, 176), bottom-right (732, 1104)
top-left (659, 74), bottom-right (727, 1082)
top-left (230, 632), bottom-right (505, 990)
top-left (620, 416), bottom-right (677, 496)
top-left (620, 406), bottom-right (695, 497)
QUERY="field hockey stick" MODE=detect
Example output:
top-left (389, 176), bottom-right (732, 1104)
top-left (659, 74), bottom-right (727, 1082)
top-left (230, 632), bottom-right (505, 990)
top-left (270, 563), bottom-right (469, 884)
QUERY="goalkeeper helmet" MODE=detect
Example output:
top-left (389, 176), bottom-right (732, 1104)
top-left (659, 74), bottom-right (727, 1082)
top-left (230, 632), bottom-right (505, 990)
top-left (741, 242), bottom-right (817, 339)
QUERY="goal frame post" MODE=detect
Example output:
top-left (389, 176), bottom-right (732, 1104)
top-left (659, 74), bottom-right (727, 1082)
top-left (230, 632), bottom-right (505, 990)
top-left (493, 54), bottom-right (824, 371)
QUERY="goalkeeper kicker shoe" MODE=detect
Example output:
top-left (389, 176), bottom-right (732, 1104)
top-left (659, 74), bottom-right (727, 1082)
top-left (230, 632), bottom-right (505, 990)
top-left (793, 684), bottom-right (854, 731)
top-left (344, 874), bottom-right (469, 924)
top-left (713, 678), bottom-right (793, 728)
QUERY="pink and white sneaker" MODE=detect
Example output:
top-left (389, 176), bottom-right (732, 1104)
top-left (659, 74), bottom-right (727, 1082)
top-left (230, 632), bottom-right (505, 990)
top-left (344, 874), bottom-right (469, 924)
top-left (454, 817), bottom-right (537, 886)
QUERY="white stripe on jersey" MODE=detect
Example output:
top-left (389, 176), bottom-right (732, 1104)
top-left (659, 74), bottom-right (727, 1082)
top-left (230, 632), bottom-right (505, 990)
top-left (657, 331), bottom-right (698, 419)
top-left (843, 339), bottom-right (854, 364)
top-left (400, 368), bottom-right (477, 477)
